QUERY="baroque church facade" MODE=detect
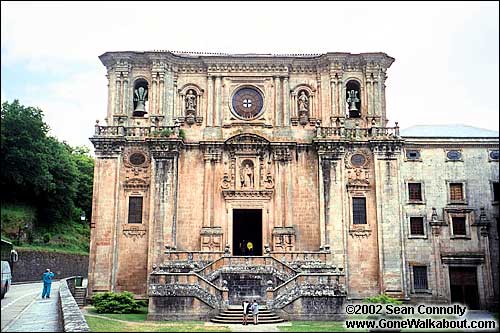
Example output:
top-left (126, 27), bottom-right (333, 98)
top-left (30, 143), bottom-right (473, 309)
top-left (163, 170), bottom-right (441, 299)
top-left (88, 51), bottom-right (499, 319)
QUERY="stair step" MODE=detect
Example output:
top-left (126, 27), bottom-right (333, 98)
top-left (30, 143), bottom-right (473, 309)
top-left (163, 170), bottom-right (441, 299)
top-left (210, 318), bottom-right (285, 324)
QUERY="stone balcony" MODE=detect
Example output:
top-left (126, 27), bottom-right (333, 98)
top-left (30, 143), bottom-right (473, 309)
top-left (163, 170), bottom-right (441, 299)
top-left (315, 123), bottom-right (401, 141)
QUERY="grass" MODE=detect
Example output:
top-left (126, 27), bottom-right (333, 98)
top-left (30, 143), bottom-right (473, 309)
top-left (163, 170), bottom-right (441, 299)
top-left (86, 306), bottom-right (149, 322)
top-left (278, 321), bottom-right (349, 332)
top-left (83, 306), bottom-right (231, 332)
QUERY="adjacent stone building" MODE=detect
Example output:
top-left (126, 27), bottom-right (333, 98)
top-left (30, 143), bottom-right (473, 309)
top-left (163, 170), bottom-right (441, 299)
top-left (88, 50), bottom-right (499, 320)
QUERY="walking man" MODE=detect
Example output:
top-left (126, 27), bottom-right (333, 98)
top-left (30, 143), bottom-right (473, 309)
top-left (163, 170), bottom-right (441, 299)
top-left (41, 268), bottom-right (55, 298)
top-left (242, 300), bottom-right (249, 325)
top-left (251, 299), bottom-right (259, 325)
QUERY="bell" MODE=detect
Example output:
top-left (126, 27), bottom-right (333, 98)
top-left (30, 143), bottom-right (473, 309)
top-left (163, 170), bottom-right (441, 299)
top-left (133, 86), bottom-right (147, 116)
top-left (347, 90), bottom-right (358, 111)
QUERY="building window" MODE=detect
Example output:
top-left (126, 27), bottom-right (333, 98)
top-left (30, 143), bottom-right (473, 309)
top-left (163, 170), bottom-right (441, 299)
top-left (452, 216), bottom-right (466, 236)
top-left (406, 150), bottom-right (421, 161)
top-left (410, 217), bottom-right (425, 235)
top-left (493, 182), bottom-right (499, 202)
top-left (128, 196), bottom-right (143, 224)
top-left (352, 197), bottom-right (367, 225)
top-left (446, 150), bottom-right (462, 161)
top-left (449, 183), bottom-right (464, 202)
top-left (408, 183), bottom-right (423, 201)
top-left (413, 266), bottom-right (428, 290)
top-left (489, 150), bottom-right (499, 161)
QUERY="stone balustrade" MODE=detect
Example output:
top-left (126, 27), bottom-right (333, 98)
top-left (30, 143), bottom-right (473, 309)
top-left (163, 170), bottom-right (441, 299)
top-left (316, 124), bottom-right (400, 140)
top-left (93, 122), bottom-right (180, 139)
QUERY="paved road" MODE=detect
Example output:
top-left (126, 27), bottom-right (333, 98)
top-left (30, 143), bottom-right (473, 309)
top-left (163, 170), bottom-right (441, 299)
top-left (1, 281), bottom-right (62, 332)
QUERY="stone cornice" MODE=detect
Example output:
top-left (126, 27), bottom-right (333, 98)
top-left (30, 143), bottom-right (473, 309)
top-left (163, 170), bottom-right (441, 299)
top-left (404, 137), bottom-right (499, 148)
top-left (99, 51), bottom-right (395, 73)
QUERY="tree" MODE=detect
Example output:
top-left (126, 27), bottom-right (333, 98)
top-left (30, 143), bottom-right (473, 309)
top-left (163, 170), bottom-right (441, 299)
top-left (70, 146), bottom-right (94, 223)
top-left (1, 100), bottom-right (54, 200)
top-left (1, 100), bottom-right (94, 227)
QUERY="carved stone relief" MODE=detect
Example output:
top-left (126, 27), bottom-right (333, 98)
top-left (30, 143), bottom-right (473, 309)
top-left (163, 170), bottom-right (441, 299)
top-left (123, 147), bottom-right (151, 190)
top-left (345, 149), bottom-right (371, 188)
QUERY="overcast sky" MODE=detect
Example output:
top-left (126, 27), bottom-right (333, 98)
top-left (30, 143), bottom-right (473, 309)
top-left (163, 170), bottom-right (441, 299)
top-left (1, 1), bottom-right (499, 148)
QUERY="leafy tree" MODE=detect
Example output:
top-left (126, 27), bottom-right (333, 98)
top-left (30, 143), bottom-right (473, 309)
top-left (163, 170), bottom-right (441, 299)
top-left (70, 146), bottom-right (94, 223)
top-left (1, 100), bottom-right (53, 200)
top-left (1, 100), bottom-right (94, 228)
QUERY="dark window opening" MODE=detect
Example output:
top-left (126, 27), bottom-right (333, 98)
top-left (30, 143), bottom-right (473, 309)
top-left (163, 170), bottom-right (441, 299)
top-left (133, 79), bottom-right (149, 117)
top-left (408, 183), bottom-right (422, 201)
top-left (450, 183), bottom-right (464, 202)
top-left (352, 197), bottom-right (367, 225)
top-left (410, 217), bottom-right (425, 235)
top-left (128, 196), bottom-right (143, 224)
top-left (406, 150), bottom-right (421, 160)
top-left (346, 80), bottom-right (361, 118)
top-left (452, 216), bottom-right (466, 236)
top-left (493, 182), bottom-right (499, 202)
top-left (413, 266), bottom-right (428, 290)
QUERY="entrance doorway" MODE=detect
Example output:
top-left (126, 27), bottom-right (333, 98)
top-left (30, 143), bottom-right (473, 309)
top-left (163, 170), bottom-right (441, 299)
top-left (233, 209), bottom-right (262, 256)
top-left (449, 267), bottom-right (480, 309)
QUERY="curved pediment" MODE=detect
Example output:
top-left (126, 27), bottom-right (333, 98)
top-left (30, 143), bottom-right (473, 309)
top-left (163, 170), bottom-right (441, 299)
top-left (224, 133), bottom-right (270, 146)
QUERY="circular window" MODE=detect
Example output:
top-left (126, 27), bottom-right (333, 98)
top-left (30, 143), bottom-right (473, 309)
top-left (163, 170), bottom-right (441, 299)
top-left (231, 87), bottom-right (264, 120)
top-left (129, 152), bottom-right (146, 166)
top-left (351, 154), bottom-right (366, 168)
top-left (490, 150), bottom-right (499, 161)
top-left (447, 150), bottom-right (462, 161)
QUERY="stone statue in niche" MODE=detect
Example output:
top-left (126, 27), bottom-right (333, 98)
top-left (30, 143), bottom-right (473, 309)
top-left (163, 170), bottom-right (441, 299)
top-left (240, 162), bottom-right (254, 188)
top-left (133, 86), bottom-right (148, 116)
top-left (297, 91), bottom-right (309, 112)
top-left (298, 91), bottom-right (309, 125)
top-left (185, 90), bottom-right (197, 112)
top-left (185, 89), bottom-right (197, 125)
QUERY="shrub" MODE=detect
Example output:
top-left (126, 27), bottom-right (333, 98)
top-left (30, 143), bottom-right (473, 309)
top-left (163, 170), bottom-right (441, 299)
top-left (159, 129), bottom-right (172, 137)
top-left (179, 129), bottom-right (186, 140)
top-left (91, 291), bottom-right (142, 314)
top-left (42, 232), bottom-right (51, 243)
top-left (363, 294), bottom-right (402, 305)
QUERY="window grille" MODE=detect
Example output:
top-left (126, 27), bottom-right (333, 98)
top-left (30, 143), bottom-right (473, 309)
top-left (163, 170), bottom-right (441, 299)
top-left (413, 266), bottom-right (428, 289)
top-left (352, 197), bottom-right (367, 225)
top-left (128, 196), bottom-right (143, 224)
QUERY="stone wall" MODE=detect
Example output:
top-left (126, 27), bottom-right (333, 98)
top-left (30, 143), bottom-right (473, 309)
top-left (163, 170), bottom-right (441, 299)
top-left (59, 277), bottom-right (90, 332)
top-left (12, 249), bottom-right (88, 282)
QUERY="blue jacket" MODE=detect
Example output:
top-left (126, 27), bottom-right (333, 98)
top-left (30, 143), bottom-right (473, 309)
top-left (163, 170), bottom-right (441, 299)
top-left (43, 271), bottom-right (55, 284)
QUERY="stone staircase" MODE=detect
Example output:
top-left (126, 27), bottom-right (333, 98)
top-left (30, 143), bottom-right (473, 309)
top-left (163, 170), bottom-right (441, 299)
top-left (210, 305), bottom-right (285, 324)
top-left (73, 287), bottom-right (87, 307)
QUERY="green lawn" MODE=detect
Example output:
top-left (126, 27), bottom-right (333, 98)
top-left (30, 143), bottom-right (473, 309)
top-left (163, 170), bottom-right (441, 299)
top-left (278, 321), bottom-right (350, 332)
top-left (83, 307), bottom-right (230, 332)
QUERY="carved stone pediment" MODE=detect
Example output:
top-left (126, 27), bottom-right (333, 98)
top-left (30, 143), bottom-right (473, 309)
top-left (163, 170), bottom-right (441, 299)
top-left (123, 177), bottom-right (149, 190)
top-left (122, 224), bottom-right (147, 239)
top-left (225, 133), bottom-right (270, 153)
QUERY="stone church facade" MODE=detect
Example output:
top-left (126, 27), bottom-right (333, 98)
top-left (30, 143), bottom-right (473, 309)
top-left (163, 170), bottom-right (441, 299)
top-left (88, 50), bottom-right (499, 319)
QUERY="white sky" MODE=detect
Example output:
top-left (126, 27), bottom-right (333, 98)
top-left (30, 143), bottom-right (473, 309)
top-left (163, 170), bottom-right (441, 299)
top-left (1, 1), bottom-right (499, 148)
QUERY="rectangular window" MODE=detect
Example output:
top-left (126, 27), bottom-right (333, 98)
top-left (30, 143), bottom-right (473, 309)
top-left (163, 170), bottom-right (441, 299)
top-left (452, 216), bottom-right (466, 236)
top-left (352, 197), bottom-right (367, 225)
top-left (408, 183), bottom-right (422, 201)
top-left (413, 266), bottom-right (428, 290)
top-left (493, 182), bottom-right (500, 202)
top-left (128, 196), bottom-right (143, 224)
top-left (450, 183), bottom-right (464, 202)
top-left (410, 217), bottom-right (425, 235)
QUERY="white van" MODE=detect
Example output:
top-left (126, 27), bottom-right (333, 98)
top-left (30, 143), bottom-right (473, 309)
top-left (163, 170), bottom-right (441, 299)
top-left (1, 260), bottom-right (12, 299)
